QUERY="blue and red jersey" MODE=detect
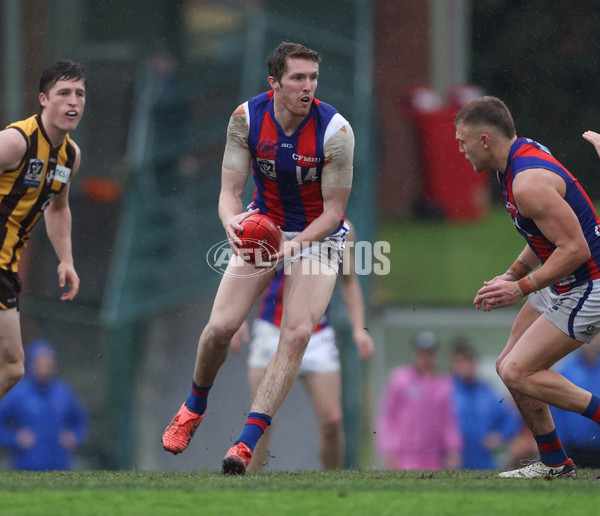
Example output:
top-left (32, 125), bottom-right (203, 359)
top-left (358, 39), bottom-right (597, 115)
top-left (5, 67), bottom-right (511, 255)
top-left (257, 271), bottom-right (329, 331)
top-left (245, 90), bottom-right (345, 233)
top-left (500, 137), bottom-right (600, 293)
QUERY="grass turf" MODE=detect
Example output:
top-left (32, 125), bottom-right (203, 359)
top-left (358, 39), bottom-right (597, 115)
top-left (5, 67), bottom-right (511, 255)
top-left (0, 469), bottom-right (599, 515)
top-left (373, 206), bottom-right (525, 305)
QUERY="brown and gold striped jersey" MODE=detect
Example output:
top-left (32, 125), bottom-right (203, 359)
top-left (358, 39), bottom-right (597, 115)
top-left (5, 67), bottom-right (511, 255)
top-left (0, 115), bottom-right (76, 272)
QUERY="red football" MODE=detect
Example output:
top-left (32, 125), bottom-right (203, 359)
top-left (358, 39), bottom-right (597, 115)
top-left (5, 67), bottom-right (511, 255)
top-left (235, 214), bottom-right (280, 264)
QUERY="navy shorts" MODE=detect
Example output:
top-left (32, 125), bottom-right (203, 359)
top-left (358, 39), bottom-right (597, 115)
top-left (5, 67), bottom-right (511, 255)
top-left (0, 268), bottom-right (21, 310)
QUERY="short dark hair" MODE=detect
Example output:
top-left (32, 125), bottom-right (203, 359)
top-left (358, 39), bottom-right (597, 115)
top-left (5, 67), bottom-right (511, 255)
top-left (267, 41), bottom-right (321, 83)
top-left (39, 60), bottom-right (86, 95)
top-left (454, 95), bottom-right (516, 139)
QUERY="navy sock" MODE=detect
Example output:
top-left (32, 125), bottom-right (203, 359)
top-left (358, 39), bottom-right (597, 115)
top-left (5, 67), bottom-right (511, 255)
top-left (534, 428), bottom-right (568, 467)
top-left (582, 394), bottom-right (600, 423)
top-left (185, 381), bottom-right (211, 414)
top-left (234, 412), bottom-right (272, 451)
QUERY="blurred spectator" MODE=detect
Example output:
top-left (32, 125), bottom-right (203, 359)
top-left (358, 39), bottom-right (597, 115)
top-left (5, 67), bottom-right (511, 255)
top-left (549, 336), bottom-right (600, 468)
top-left (0, 339), bottom-right (88, 471)
top-left (376, 330), bottom-right (462, 470)
top-left (450, 338), bottom-right (521, 470)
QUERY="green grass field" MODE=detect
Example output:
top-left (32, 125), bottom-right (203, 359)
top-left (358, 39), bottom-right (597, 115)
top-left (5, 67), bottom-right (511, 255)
top-left (374, 206), bottom-right (523, 305)
top-left (1, 469), bottom-right (599, 515)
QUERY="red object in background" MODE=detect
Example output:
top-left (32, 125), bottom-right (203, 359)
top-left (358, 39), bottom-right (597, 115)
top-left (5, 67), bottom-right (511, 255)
top-left (407, 86), bottom-right (489, 222)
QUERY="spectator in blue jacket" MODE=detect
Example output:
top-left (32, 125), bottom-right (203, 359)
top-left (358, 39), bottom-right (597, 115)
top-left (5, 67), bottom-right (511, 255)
top-left (0, 339), bottom-right (88, 470)
top-left (451, 339), bottom-right (520, 470)
top-left (550, 336), bottom-right (600, 468)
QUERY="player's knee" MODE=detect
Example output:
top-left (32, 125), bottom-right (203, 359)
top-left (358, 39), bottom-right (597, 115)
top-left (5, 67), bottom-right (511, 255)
top-left (497, 360), bottom-right (525, 391)
top-left (203, 320), bottom-right (238, 348)
top-left (495, 358), bottom-right (502, 377)
top-left (320, 408), bottom-right (343, 437)
top-left (0, 358), bottom-right (24, 394)
top-left (287, 326), bottom-right (312, 351)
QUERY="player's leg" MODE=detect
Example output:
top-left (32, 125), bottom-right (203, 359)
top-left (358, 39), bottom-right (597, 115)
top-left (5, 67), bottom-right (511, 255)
top-left (245, 319), bottom-right (280, 470)
top-left (222, 258), bottom-right (337, 474)
top-left (252, 259), bottom-right (337, 416)
top-left (162, 256), bottom-right (275, 454)
top-left (496, 302), bottom-right (555, 437)
top-left (246, 365), bottom-right (270, 471)
top-left (497, 301), bottom-right (581, 478)
top-left (499, 318), bottom-right (586, 419)
top-left (301, 370), bottom-right (344, 469)
top-left (0, 308), bottom-right (24, 399)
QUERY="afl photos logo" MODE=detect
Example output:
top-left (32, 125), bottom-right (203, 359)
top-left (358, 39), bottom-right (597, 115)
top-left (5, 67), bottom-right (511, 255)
top-left (206, 240), bottom-right (279, 277)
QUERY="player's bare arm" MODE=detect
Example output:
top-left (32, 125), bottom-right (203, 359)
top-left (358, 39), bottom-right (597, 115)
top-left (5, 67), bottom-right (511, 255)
top-left (583, 130), bottom-right (600, 158)
top-left (475, 169), bottom-right (590, 311)
top-left (0, 128), bottom-right (27, 173)
top-left (488, 245), bottom-right (540, 284)
top-left (340, 222), bottom-right (374, 359)
top-left (44, 142), bottom-right (81, 301)
top-left (219, 106), bottom-right (257, 253)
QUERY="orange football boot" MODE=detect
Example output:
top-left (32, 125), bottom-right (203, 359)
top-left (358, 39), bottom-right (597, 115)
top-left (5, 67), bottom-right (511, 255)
top-left (162, 403), bottom-right (205, 454)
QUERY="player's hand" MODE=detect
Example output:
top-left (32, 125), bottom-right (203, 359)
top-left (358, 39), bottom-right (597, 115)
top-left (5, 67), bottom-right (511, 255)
top-left (354, 327), bottom-right (374, 359)
top-left (225, 209), bottom-right (259, 255)
top-left (583, 130), bottom-right (600, 158)
top-left (269, 230), bottom-right (301, 265)
top-left (230, 320), bottom-right (250, 354)
top-left (474, 279), bottom-right (523, 311)
top-left (58, 262), bottom-right (79, 301)
top-left (488, 271), bottom-right (517, 284)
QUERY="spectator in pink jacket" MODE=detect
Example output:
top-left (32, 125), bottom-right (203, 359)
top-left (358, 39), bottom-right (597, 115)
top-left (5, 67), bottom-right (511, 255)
top-left (376, 330), bottom-right (462, 470)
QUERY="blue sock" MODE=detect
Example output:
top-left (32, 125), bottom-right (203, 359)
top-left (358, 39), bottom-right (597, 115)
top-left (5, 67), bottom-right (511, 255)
top-left (234, 412), bottom-right (272, 451)
top-left (185, 381), bottom-right (211, 414)
top-left (582, 394), bottom-right (600, 423)
top-left (534, 428), bottom-right (568, 466)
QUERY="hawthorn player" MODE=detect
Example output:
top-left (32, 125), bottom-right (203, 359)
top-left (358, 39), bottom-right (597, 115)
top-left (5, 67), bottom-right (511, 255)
top-left (162, 41), bottom-right (354, 474)
top-left (0, 60), bottom-right (85, 402)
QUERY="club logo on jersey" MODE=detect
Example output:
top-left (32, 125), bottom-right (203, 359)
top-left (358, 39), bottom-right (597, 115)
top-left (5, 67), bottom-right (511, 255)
top-left (257, 140), bottom-right (277, 159)
top-left (257, 158), bottom-right (276, 180)
top-left (46, 167), bottom-right (55, 185)
top-left (23, 159), bottom-right (45, 188)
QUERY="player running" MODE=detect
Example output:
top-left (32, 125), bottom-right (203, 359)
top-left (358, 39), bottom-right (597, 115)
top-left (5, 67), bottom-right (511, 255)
top-left (162, 41), bottom-right (354, 475)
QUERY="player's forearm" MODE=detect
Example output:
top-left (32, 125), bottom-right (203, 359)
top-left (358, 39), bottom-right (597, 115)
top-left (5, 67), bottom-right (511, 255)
top-left (516, 246), bottom-right (540, 270)
top-left (341, 280), bottom-right (366, 333)
top-left (529, 244), bottom-right (590, 291)
top-left (218, 191), bottom-right (244, 228)
top-left (45, 206), bottom-right (74, 265)
top-left (218, 169), bottom-right (248, 228)
top-left (290, 187), bottom-right (350, 244)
